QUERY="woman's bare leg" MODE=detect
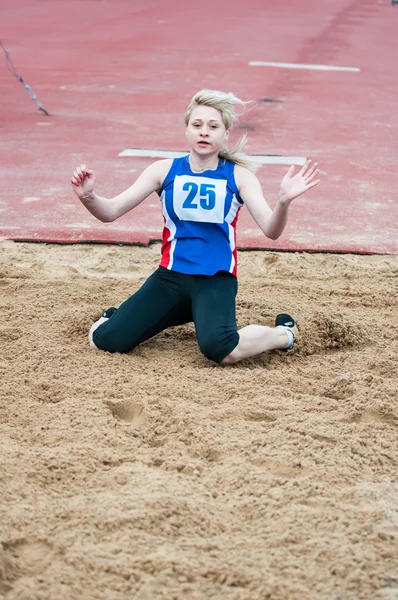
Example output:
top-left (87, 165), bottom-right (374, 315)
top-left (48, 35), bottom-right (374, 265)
top-left (222, 313), bottom-right (298, 364)
top-left (221, 325), bottom-right (289, 364)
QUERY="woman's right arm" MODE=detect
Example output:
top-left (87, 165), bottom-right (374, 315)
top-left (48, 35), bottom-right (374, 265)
top-left (71, 159), bottom-right (172, 222)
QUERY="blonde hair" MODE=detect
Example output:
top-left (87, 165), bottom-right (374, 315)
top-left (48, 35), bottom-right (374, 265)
top-left (184, 89), bottom-right (258, 171)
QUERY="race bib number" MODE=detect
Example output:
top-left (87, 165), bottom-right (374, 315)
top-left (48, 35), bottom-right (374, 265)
top-left (173, 175), bottom-right (227, 223)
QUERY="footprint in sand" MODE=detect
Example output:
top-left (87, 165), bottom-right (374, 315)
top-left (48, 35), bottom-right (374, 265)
top-left (32, 381), bottom-right (65, 404)
top-left (263, 253), bottom-right (279, 267)
top-left (105, 398), bottom-right (145, 425)
top-left (250, 459), bottom-right (303, 478)
top-left (244, 411), bottom-right (276, 423)
top-left (348, 409), bottom-right (397, 425)
top-left (1, 538), bottom-right (54, 594)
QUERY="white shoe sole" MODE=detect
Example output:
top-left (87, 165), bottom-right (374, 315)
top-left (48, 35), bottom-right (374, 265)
top-left (88, 316), bottom-right (108, 349)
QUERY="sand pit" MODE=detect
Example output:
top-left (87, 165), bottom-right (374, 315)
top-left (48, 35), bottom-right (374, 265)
top-left (0, 240), bottom-right (397, 600)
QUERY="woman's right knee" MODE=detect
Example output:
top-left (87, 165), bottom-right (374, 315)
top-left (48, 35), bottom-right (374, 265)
top-left (91, 320), bottom-right (138, 354)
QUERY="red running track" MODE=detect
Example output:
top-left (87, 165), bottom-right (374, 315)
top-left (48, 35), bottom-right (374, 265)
top-left (1, 0), bottom-right (397, 253)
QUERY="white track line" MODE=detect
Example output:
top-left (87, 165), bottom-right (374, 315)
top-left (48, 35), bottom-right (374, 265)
top-left (249, 61), bottom-right (360, 72)
top-left (118, 149), bottom-right (306, 166)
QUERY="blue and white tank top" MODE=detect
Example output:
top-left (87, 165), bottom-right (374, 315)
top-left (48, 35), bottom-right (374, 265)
top-left (158, 156), bottom-right (243, 277)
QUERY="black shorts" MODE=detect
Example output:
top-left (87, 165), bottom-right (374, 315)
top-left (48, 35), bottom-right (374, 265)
top-left (92, 267), bottom-right (239, 363)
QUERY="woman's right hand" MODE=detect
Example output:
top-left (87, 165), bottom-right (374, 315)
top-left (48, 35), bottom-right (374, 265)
top-left (71, 164), bottom-right (95, 198)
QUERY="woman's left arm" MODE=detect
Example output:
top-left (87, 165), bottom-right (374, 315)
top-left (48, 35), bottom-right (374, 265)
top-left (236, 160), bottom-right (320, 240)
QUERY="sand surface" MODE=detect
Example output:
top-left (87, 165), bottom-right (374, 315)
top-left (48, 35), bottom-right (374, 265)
top-left (0, 240), bottom-right (397, 600)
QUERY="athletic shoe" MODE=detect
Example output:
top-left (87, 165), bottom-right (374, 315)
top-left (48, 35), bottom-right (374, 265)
top-left (102, 307), bottom-right (117, 319)
top-left (275, 313), bottom-right (298, 352)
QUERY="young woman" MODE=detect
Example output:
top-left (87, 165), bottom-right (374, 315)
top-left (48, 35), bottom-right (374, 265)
top-left (71, 89), bottom-right (320, 364)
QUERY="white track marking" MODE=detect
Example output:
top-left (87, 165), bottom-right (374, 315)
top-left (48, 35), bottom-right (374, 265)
top-left (118, 149), bottom-right (306, 166)
top-left (249, 61), bottom-right (360, 72)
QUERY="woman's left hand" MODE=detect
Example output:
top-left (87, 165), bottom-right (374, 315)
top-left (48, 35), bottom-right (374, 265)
top-left (279, 160), bottom-right (320, 203)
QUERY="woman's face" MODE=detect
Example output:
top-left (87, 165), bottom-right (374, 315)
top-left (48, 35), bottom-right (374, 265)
top-left (186, 105), bottom-right (229, 155)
